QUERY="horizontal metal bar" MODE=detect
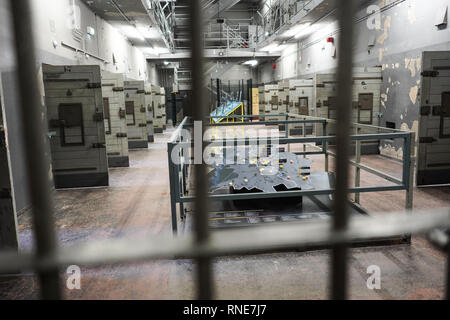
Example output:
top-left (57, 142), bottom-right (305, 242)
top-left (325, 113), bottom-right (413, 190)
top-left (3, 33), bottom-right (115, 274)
top-left (202, 133), bottom-right (410, 145)
top-left (180, 186), bottom-right (406, 203)
top-left (293, 151), bottom-right (326, 156)
top-left (327, 151), bottom-right (403, 185)
top-left (204, 120), bottom-right (326, 127)
top-left (0, 210), bottom-right (448, 274)
top-left (208, 114), bottom-right (289, 119)
top-left (287, 113), bottom-right (408, 134)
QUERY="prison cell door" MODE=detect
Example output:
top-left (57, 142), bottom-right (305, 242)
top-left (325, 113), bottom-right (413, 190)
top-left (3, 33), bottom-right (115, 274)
top-left (124, 82), bottom-right (147, 149)
top-left (145, 85), bottom-right (154, 142)
top-left (0, 96), bottom-right (18, 250)
top-left (418, 52), bottom-right (450, 185)
top-left (101, 72), bottom-right (129, 168)
top-left (43, 65), bottom-right (109, 189)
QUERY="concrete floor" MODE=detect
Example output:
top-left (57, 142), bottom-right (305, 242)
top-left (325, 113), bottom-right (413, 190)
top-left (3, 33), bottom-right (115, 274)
top-left (0, 127), bottom-right (449, 300)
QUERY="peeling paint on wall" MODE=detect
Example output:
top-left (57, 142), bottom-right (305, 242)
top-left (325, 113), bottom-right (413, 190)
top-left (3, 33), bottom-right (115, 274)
top-left (409, 85), bottom-right (419, 104)
top-left (405, 57), bottom-right (421, 77)
top-left (377, 16), bottom-right (392, 44)
top-left (408, 0), bottom-right (417, 24)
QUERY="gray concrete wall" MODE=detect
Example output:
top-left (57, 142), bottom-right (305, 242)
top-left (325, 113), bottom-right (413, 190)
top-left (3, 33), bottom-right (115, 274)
top-left (257, 0), bottom-right (450, 158)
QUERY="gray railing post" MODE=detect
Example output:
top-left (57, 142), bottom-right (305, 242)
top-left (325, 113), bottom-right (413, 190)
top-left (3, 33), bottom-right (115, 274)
top-left (355, 127), bottom-right (362, 204)
top-left (167, 142), bottom-right (178, 234)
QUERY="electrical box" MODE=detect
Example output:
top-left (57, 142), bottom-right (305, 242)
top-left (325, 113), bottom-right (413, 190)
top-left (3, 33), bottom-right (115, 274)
top-left (124, 80), bottom-right (148, 149)
top-left (43, 64), bottom-right (109, 188)
top-left (101, 71), bottom-right (129, 167)
top-left (144, 83), bottom-right (155, 142)
top-left (288, 79), bottom-right (314, 135)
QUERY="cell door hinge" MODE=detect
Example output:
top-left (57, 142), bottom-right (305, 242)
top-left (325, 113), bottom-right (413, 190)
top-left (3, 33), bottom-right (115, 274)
top-left (93, 113), bottom-right (104, 122)
top-left (421, 70), bottom-right (439, 77)
top-left (113, 87), bottom-right (124, 92)
top-left (87, 82), bottom-right (102, 89)
top-left (92, 143), bottom-right (106, 149)
top-left (419, 137), bottom-right (437, 144)
top-left (116, 133), bottom-right (127, 138)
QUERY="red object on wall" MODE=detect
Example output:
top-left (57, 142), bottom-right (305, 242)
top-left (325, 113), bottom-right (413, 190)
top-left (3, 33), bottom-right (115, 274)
top-left (272, 64), bottom-right (277, 69)
top-left (326, 37), bottom-right (334, 43)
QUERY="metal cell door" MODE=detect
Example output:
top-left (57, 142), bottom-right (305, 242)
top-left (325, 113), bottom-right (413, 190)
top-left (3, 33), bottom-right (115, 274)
top-left (43, 65), bottom-right (109, 189)
top-left (358, 93), bottom-right (374, 125)
top-left (418, 52), bottom-right (450, 185)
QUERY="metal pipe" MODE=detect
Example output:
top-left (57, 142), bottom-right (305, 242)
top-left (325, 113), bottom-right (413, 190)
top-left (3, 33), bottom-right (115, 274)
top-left (330, 0), bottom-right (357, 300)
top-left (8, 0), bottom-right (61, 299)
top-left (189, 0), bottom-right (214, 300)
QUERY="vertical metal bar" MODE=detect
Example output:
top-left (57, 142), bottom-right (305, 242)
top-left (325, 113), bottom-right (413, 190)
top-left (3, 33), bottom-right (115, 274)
top-left (405, 132), bottom-right (415, 211)
top-left (216, 78), bottom-right (220, 109)
top-left (323, 121), bottom-right (329, 172)
top-left (355, 127), bottom-right (361, 204)
top-left (167, 142), bottom-right (178, 233)
top-left (189, 0), bottom-right (214, 300)
top-left (9, 0), bottom-right (61, 299)
top-left (303, 122), bottom-right (306, 158)
top-left (447, 242), bottom-right (450, 300)
top-left (330, 0), bottom-right (356, 300)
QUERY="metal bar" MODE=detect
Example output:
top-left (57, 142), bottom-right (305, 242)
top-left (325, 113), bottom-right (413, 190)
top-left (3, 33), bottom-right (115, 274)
top-left (405, 133), bottom-right (415, 210)
top-left (0, 210), bottom-right (449, 274)
top-left (447, 243), bottom-right (450, 300)
top-left (180, 186), bottom-right (407, 203)
top-left (9, 0), bottom-right (61, 300)
top-left (288, 113), bottom-right (407, 133)
top-left (189, 0), bottom-right (214, 300)
top-left (355, 128), bottom-right (361, 204)
top-left (331, 0), bottom-right (356, 300)
top-left (167, 143), bottom-right (178, 234)
top-left (202, 133), bottom-right (410, 144)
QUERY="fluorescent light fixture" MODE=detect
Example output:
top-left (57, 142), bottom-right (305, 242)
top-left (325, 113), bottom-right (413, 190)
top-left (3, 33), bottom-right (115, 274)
top-left (139, 46), bottom-right (170, 55)
top-left (260, 42), bottom-right (280, 52)
top-left (271, 44), bottom-right (287, 53)
top-left (243, 60), bottom-right (258, 67)
top-left (295, 23), bottom-right (320, 39)
top-left (120, 25), bottom-right (145, 41)
top-left (163, 61), bottom-right (170, 66)
top-left (282, 22), bottom-right (312, 38)
top-left (137, 26), bottom-right (162, 40)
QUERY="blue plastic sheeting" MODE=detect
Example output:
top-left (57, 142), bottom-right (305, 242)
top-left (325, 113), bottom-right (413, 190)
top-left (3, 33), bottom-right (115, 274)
top-left (210, 101), bottom-right (243, 123)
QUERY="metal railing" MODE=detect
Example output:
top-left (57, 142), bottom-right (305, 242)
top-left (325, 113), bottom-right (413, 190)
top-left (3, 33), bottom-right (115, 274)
top-left (167, 115), bottom-right (415, 235)
top-left (1, 0), bottom-right (449, 301)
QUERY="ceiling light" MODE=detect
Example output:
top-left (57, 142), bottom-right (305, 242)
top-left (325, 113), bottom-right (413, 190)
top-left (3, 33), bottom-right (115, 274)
top-left (282, 22), bottom-right (312, 38)
top-left (137, 26), bottom-right (162, 40)
top-left (243, 60), bottom-right (258, 67)
top-left (295, 23), bottom-right (320, 40)
top-left (120, 25), bottom-right (145, 41)
top-left (260, 42), bottom-right (280, 52)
